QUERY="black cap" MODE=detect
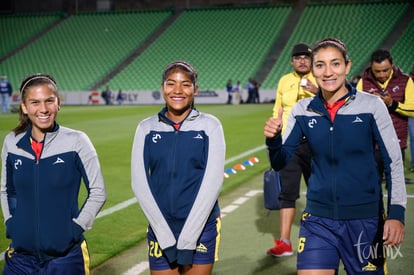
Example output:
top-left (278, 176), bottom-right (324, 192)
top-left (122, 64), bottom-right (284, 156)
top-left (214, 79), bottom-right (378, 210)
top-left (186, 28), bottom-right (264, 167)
top-left (292, 43), bottom-right (312, 57)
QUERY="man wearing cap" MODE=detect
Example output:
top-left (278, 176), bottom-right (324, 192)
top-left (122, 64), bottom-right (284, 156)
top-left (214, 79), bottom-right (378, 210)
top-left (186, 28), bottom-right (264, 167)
top-left (0, 75), bottom-right (13, 114)
top-left (266, 43), bottom-right (318, 257)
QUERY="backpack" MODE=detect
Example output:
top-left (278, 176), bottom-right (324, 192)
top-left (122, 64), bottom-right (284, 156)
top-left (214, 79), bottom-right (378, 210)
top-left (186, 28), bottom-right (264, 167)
top-left (263, 168), bottom-right (282, 210)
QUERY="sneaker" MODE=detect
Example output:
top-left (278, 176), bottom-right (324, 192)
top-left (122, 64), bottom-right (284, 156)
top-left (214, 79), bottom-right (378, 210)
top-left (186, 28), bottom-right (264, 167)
top-left (266, 239), bottom-right (293, 257)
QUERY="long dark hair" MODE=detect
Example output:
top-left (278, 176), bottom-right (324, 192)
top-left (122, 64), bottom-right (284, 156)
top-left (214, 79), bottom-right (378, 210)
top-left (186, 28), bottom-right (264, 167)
top-left (13, 74), bottom-right (58, 135)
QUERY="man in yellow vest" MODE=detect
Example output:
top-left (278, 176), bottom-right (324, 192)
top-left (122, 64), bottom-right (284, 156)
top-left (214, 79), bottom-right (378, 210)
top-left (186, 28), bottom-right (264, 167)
top-left (267, 43), bottom-right (318, 257)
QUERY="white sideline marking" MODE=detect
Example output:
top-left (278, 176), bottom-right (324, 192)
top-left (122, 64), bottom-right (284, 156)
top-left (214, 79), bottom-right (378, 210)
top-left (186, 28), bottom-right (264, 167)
top-left (222, 190), bottom-right (263, 215)
top-left (221, 204), bottom-right (239, 213)
top-left (246, 190), bottom-right (263, 197)
top-left (123, 261), bottom-right (150, 275)
top-left (233, 197), bottom-right (249, 205)
top-left (224, 145), bottom-right (265, 165)
top-left (96, 198), bottom-right (137, 219)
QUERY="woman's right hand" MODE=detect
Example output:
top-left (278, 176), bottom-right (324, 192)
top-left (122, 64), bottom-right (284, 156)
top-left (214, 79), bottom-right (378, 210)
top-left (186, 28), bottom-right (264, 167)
top-left (264, 107), bottom-right (283, 138)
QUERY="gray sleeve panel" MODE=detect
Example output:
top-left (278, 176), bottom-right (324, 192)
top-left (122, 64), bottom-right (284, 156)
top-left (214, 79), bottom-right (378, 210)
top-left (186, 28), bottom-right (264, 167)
top-left (372, 96), bottom-right (407, 212)
top-left (71, 130), bottom-right (107, 231)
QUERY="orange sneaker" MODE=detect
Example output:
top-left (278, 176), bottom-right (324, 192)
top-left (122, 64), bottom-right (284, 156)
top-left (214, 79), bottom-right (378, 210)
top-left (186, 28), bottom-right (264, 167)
top-left (266, 239), bottom-right (293, 257)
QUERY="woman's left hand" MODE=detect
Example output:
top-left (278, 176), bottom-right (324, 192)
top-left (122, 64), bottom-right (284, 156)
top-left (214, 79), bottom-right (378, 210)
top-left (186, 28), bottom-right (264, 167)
top-left (383, 219), bottom-right (405, 246)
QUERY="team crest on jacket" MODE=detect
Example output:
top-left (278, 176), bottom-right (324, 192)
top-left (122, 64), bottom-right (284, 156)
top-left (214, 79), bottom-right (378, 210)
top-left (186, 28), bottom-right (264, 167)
top-left (14, 159), bottom-right (22, 170)
top-left (152, 133), bottom-right (161, 143)
top-left (308, 118), bottom-right (317, 128)
top-left (392, 85), bottom-right (400, 93)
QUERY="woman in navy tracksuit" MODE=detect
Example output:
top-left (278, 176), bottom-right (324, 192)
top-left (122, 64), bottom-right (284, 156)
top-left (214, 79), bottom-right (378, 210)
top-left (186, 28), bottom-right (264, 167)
top-left (131, 61), bottom-right (225, 274)
top-left (1, 74), bottom-right (106, 274)
top-left (264, 38), bottom-right (406, 274)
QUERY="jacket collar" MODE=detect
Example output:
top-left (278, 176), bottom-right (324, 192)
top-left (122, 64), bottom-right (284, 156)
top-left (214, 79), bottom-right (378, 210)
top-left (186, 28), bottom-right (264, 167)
top-left (158, 107), bottom-right (200, 126)
top-left (308, 84), bottom-right (356, 115)
top-left (16, 122), bottom-right (60, 152)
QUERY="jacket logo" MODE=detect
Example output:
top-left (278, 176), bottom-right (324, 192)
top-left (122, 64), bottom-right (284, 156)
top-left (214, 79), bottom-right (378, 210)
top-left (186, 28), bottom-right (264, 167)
top-left (194, 134), bottom-right (203, 139)
top-left (14, 159), bottom-right (22, 170)
top-left (53, 157), bottom-right (65, 165)
top-left (352, 116), bottom-right (363, 123)
top-left (308, 118), bottom-right (317, 128)
top-left (196, 243), bottom-right (208, 253)
top-left (362, 262), bottom-right (377, 271)
top-left (152, 133), bottom-right (161, 143)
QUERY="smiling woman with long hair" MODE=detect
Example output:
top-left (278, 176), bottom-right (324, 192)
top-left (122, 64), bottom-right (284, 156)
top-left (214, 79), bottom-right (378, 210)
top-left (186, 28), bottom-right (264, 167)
top-left (1, 73), bottom-right (106, 274)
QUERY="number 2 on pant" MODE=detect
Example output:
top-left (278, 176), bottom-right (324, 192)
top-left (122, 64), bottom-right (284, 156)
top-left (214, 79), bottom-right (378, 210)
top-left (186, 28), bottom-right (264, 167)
top-left (149, 241), bottom-right (163, 258)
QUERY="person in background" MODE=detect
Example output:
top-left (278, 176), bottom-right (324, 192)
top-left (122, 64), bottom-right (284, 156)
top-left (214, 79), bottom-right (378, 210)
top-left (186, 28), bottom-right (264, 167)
top-left (252, 80), bottom-right (261, 103)
top-left (266, 43), bottom-right (318, 257)
top-left (101, 85), bottom-right (112, 105)
top-left (116, 89), bottom-right (124, 105)
top-left (264, 38), bottom-right (406, 274)
top-left (0, 74), bottom-right (13, 114)
top-left (1, 73), bottom-right (107, 274)
top-left (226, 79), bottom-right (233, 104)
top-left (246, 77), bottom-right (255, 103)
top-left (357, 49), bottom-right (414, 182)
top-left (232, 80), bottom-right (242, 104)
top-left (131, 61), bottom-right (225, 275)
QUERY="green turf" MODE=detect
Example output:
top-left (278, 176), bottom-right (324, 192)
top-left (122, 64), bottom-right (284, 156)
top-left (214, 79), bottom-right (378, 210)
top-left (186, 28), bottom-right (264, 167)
top-left (0, 103), bottom-right (273, 270)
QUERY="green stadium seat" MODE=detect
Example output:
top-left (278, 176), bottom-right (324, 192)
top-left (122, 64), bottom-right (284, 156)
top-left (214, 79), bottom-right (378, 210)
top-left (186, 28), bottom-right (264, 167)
top-left (391, 20), bottom-right (414, 73)
top-left (261, 2), bottom-right (410, 89)
top-left (0, 10), bottom-right (172, 91)
top-left (108, 6), bottom-right (291, 91)
top-left (0, 13), bottom-right (62, 58)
